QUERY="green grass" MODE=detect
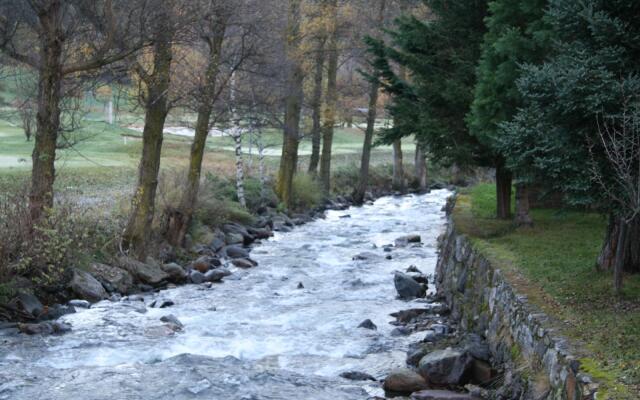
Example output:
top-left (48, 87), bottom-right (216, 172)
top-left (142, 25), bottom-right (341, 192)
top-left (454, 183), bottom-right (640, 399)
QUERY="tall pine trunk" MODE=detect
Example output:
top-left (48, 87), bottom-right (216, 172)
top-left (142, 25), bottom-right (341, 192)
top-left (354, 0), bottom-right (385, 205)
top-left (319, 0), bottom-right (339, 194)
top-left (30, 1), bottom-right (64, 222)
top-left (276, 0), bottom-right (304, 209)
top-left (392, 139), bottom-right (405, 192)
top-left (308, 36), bottom-right (326, 175)
top-left (414, 144), bottom-right (428, 192)
top-left (514, 183), bottom-right (533, 226)
top-left (496, 161), bottom-right (512, 219)
top-left (123, 23), bottom-right (173, 260)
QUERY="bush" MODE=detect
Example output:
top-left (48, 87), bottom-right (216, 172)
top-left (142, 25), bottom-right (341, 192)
top-left (291, 173), bottom-right (324, 211)
top-left (0, 184), bottom-right (125, 297)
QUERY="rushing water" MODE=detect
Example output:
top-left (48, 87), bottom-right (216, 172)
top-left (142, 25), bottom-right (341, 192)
top-left (0, 190), bottom-right (451, 400)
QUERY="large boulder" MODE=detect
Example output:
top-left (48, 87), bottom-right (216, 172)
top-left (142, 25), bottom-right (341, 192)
top-left (204, 269), bottom-right (229, 283)
top-left (418, 348), bottom-right (472, 385)
top-left (70, 269), bottom-right (108, 302)
top-left (411, 390), bottom-right (480, 400)
top-left (394, 272), bottom-right (426, 300)
top-left (383, 369), bottom-right (429, 394)
top-left (88, 263), bottom-right (135, 294)
top-left (247, 226), bottom-right (272, 240)
top-left (162, 263), bottom-right (188, 283)
top-left (118, 256), bottom-right (169, 286)
top-left (231, 258), bottom-right (257, 269)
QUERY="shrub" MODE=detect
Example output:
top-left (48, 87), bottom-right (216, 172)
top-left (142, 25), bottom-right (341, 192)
top-left (0, 182), bottom-right (125, 297)
top-left (291, 173), bottom-right (324, 211)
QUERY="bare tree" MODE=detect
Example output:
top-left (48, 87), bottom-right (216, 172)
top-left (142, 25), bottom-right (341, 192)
top-left (0, 0), bottom-right (147, 222)
top-left (591, 100), bottom-right (640, 293)
top-left (123, 1), bottom-right (178, 259)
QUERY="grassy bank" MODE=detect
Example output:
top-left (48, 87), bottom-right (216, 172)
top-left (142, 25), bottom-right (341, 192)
top-left (453, 184), bottom-right (640, 399)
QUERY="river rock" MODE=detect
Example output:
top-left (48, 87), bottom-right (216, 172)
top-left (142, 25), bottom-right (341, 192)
top-left (69, 299), bottom-right (91, 309)
top-left (383, 369), bottom-right (429, 394)
top-left (395, 234), bottom-right (421, 247)
top-left (407, 265), bottom-right (422, 273)
top-left (204, 269), bottom-right (227, 282)
top-left (70, 269), bottom-right (108, 302)
top-left (394, 272), bottom-right (426, 300)
top-left (150, 299), bottom-right (174, 308)
top-left (42, 304), bottom-right (76, 320)
top-left (352, 252), bottom-right (379, 261)
top-left (189, 270), bottom-right (206, 284)
top-left (223, 245), bottom-right (250, 259)
top-left (225, 232), bottom-right (244, 245)
top-left (192, 256), bottom-right (215, 273)
top-left (18, 321), bottom-right (71, 335)
top-left (118, 256), bottom-right (169, 286)
top-left (391, 308), bottom-right (430, 323)
top-left (418, 348), bottom-right (472, 385)
top-left (340, 371), bottom-right (376, 381)
top-left (407, 343), bottom-right (430, 367)
top-left (88, 263), bottom-right (135, 294)
top-left (231, 258), bottom-right (256, 269)
top-left (162, 263), bottom-right (187, 282)
top-left (411, 390), bottom-right (480, 400)
top-left (297, 282), bottom-right (304, 289)
top-left (160, 314), bottom-right (183, 329)
top-left (224, 223), bottom-right (255, 245)
top-left (13, 293), bottom-right (44, 318)
top-left (247, 226), bottom-right (272, 240)
top-left (358, 319), bottom-right (377, 330)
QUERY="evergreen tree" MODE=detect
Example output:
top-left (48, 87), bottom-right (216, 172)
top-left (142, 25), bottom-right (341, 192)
top-left (366, 0), bottom-right (491, 170)
top-left (501, 0), bottom-right (640, 287)
top-left (468, 0), bottom-right (549, 220)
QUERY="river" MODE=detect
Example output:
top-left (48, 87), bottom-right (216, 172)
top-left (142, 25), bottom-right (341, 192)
top-left (0, 190), bottom-right (451, 400)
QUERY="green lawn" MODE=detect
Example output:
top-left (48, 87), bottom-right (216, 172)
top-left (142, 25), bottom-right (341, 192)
top-left (454, 184), bottom-right (640, 399)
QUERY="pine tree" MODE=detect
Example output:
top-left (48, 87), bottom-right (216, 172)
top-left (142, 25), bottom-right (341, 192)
top-left (468, 0), bottom-right (549, 220)
top-left (501, 0), bottom-right (640, 287)
top-left (366, 0), bottom-right (491, 175)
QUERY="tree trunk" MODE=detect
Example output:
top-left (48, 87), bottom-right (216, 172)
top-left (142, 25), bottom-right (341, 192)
top-left (496, 162), bottom-right (512, 219)
top-left (515, 183), bottom-right (533, 227)
top-left (598, 215), bottom-right (640, 276)
top-left (354, 80), bottom-right (380, 204)
top-left (392, 139), bottom-right (405, 192)
top-left (354, 0), bottom-right (385, 205)
top-left (276, 0), bottom-right (304, 209)
top-left (414, 144), bottom-right (428, 192)
top-left (308, 36), bottom-right (326, 175)
top-left (614, 217), bottom-right (627, 294)
top-left (123, 24), bottom-right (173, 260)
top-left (166, 18), bottom-right (227, 247)
top-left (233, 131), bottom-right (246, 208)
top-left (319, 0), bottom-right (339, 194)
top-left (30, 1), bottom-right (64, 222)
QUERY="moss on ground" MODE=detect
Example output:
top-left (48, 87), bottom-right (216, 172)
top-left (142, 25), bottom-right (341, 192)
top-left (454, 183), bottom-right (640, 399)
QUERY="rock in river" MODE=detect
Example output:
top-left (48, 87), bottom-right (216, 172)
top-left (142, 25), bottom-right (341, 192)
top-left (358, 319), bottom-right (377, 330)
top-left (418, 348), bottom-right (472, 385)
top-left (383, 368), bottom-right (429, 394)
top-left (18, 321), bottom-right (72, 335)
top-left (395, 234), bottom-right (421, 247)
top-left (118, 256), bottom-right (169, 286)
top-left (340, 371), bottom-right (376, 381)
top-left (88, 263), bottom-right (135, 294)
top-left (70, 269), bottom-right (108, 302)
top-left (223, 245), bottom-right (250, 260)
top-left (394, 272), bottom-right (426, 300)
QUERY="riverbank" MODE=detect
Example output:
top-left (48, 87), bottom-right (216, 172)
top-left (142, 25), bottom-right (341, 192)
top-left (452, 184), bottom-right (640, 399)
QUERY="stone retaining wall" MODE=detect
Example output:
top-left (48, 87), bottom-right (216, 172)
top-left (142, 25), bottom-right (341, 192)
top-left (435, 199), bottom-right (599, 400)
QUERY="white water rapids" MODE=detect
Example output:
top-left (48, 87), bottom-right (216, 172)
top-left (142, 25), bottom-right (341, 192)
top-left (0, 190), bottom-right (451, 400)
